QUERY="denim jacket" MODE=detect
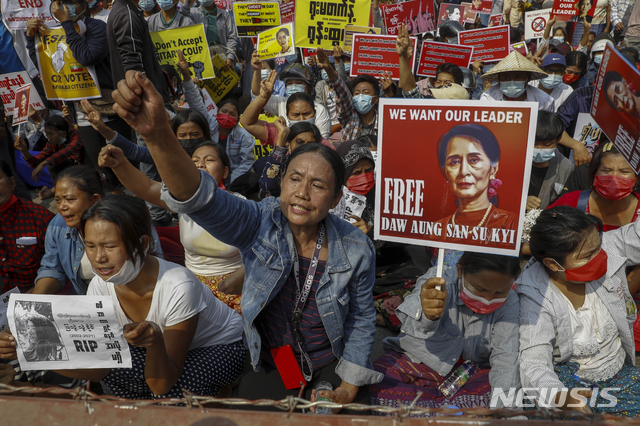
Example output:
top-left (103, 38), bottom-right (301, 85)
top-left (385, 266), bottom-right (520, 407)
top-left (36, 214), bottom-right (163, 295)
top-left (516, 220), bottom-right (639, 403)
top-left (161, 171), bottom-right (383, 386)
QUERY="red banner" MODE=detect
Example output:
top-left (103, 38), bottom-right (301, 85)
top-left (351, 34), bottom-right (417, 79)
top-left (12, 84), bottom-right (30, 125)
top-left (375, 98), bottom-right (537, 255)
top-left (551, 0), bottom-right (596, 21)
top-left (470, 0), bottom-right (494, 14)
top-left (280, 0), bottom-right (295, 24)
top-left (437, 3), bottom-right (465, 27)
top-left (461, 2), bottom-right (478, 24)
top-left (591, 44), bottom-right (640, 173)
top-left (489, 14), bottom-right (502, 26)
top-left (416, 41), bottom-right (474, 77)
top-left (457, 25), bottom-right (510, 63)
top-left (380, 0), bottom-right (436, 35)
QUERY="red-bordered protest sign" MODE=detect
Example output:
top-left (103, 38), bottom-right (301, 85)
top-left (375, 98), bottom-right (537, 256)
top-left (551, 0), bottom-right (596, 21)
top-left (489, 14), bottom-right (502, 26)
top-left (524, 9), bottom-right (550, 39)
top-left (417, 41), bottom-right (474, 78)
top-left (437, 3), bottom-right (465, 27)
top-left (510, 41), bottom-right (528, 56)
top-left (591, 44), bottom-right (640, 173)
top-left (458, 25), bottom-right (510, 63)
top-left (470, 0), bottom-right (494, 14)
top-left (280, 0), bottom-right (295, 24)
top-left (12, 84), bottom-right (30, 125)
top-left (351, 34), bottom-right (417, 79)
top-left (461, 2), bottom-right (478, 24)
top-left (380, 0), bottom-right (436, 35)
top-left (0, 72), bottom-right (45, 116)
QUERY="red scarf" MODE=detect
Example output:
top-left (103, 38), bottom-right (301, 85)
top-left (0, 195), bottom-right (18, 215)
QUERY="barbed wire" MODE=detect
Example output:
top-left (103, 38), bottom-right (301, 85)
top-left (0, 382), bottom-right (638, 422)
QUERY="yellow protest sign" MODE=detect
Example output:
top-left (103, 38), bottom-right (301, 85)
top-left (294, 0), bottom-right (371, 49)
top-left (36, 28), bottom-right (101, 101)
top-left (200, 54), bottom-right (239, 103)
top-left (257, 24), bottom-right (295, 60)
top-left (250, 113), bottom-right (278, 160)
top-left (343, 25), bottom-right (380, 51)
top-left (150, 24), bottom-right (214, 80)
top-left (233, 2), bottom-right (281, 37)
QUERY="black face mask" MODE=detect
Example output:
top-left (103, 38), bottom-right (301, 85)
top-left (178, 137), bottom-right (204, 156)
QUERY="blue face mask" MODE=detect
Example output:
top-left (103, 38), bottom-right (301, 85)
top-left (500, 80), bottom-right (526, 99)
top-left (285, 54), bottom-right (298, 64)
top-left (138, 0), bottom-right (155, 11)
top-left (353, 94), bottom-right (374, 114)
top-left (87, 0), bottom-right (98, 8)
top-left (286, 83), bottom-right (306, 96)
top-left (553, 36), bottom-right (564, 43)
top-left (157, 0), bottom-right (174, 10)
top-left (540, 73), bottom-right (563, 89)
top-left (66, 3), bottom-right (78, 19)
top-left (260, 69), bottom-right (270, 81)
top-left (532, 148), bottom-right (556, 163)
top-left (289, 117), bottom-right (315, 126)
top-left (594, 54), bottom-right (603, 65)
top-left (321, 70), bottom-right (328, 81)
top-left (201, 0), bottom-right (214, 6)
top-left (344, 63), bottom-right (351, 73)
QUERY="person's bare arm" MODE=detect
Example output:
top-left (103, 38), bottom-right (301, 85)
top-left (559, 131), bottom-right (590, 167)
top-left (239, 70), bottom-right (277, 141)
top-left (396, 24), bottom-right (415, 92)
top-left (543, 16), bottom-right (556, 40)
top-left (579, 18), bottom-right (591, 47)
top-left (250, 51), bottom-right (263, 97)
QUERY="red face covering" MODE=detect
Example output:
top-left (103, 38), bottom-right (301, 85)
top-left (593, 174), bottom-right (636, 201)
top-left (217, 113), bottom-right (237, 129)
top-left (559, 249), bottom-right (608, 282)
top-left (563, 73), bottom-right (580, 84)
top-left (347, 171), bottom-right (375, 195)
top-left (0, 194), bottom-right (17, 215)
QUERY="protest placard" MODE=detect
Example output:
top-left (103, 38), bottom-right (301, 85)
top-left (12, 84), bottom-right (30, 125)
top-left (417, 41), bottom-right (473, 78)
top-left (294, 0), bottom-right (370, 49)
top-left (461, 3), bottom-right (478, 24)
top-left (0, 72), bottom-right (45, 116)
top-left (469, 0), bottom-right (493, 14)
top-left (0, 0), bottom-right (59, 30)
top-left (343, 25), bottom-right (381, 52)
top-left (437, 3), bottom-right (465, 27)
top-left (0, 288), bottom-right (19, 332)
top-left (458, 25), bottom-right (510, 63)
top-left (233, 1), bottom-right (281, 37)
top-left (351, 33), bottom-right (417, 79)
top-left (551, 0), bottom-right (595, 21)
top-left (36, 28), bottom-right (101, 100)
top-left (150, 24), bottom-right (215, 80)
top-left (380, 0), bottom-right (436, 36)
top-left (591, 44), bottom-right (640, 172)
top-left (510, 41), bottom-right (528, 56)
top-left (257, 23), bottom-right (295, 60)
top-left (573, 112), bottom-right (602, 155)
top-left (330, 187), bottom-right (367, 223)
top-left (280, 0), bottom-right (295, 23)
top-left (7, 294), bottom-right (132, 370)
top-left (375, 98), bottom-right (537, 255)
top-left (214, 0), bottom-right (234, 9)
top-left (201, 87), bottom-right (218, 117)
top-left (200, 54), bottom-right (240, 103)
top-left (488, 14), bottom-right (502, 26)
top-left (525, 9), bottom-right (551, 39)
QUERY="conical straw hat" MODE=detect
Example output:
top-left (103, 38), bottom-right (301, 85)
top-left (482, 50), bottom-right (548, 82)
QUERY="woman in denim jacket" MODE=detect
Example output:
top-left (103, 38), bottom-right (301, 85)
top-left (518, 206), bottom-right (640, 417)
top-left (110, 71), bottom-right (382, 409)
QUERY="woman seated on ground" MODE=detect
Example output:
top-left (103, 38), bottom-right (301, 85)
top-left (370, 252), bottom-right (521, 414)
top-left (67, 195), bottom-right (243, 399)
top-left (110, 70), bottom-right (382, 409)
top-left (518, 206), bottom-right (640, 416)
top-left (99, 142), bottom-right (245, 313)
top-left (32, 165), bottom-right (162, 295)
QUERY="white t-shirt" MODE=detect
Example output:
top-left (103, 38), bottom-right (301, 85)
top-left (528, 81), bottom-right (574, 112)
top-left (87, 257), bottom-right (243, 350)
top-left (480, 85), bottom-right (555, 112)
top-left (91, 8), bottom-right (110, 23)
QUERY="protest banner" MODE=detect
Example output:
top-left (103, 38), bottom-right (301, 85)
top-left (214, 0), bottom-right (234, 9)
top-left (375, 98), bottom-right (537, 255)
top-left (150, 24), bottom-right (215, 80)
top-left (469, 0), bottom-right (493, 14)
top-left (524, 8), bottom-right (551, 39)
top-left (7, 294), bottom-right (132, 370)
top-left (380, 0), bottom-right (436, 36)
top-left (458, 25), bottom-right (510, 63)
top-left (573, 112), bottom-right (602, 155)
top-left (461, 3), bottom-right (478, 24)
top-left (0, 0), bottom-right (59, 30)
top-left (351, 34), bottom-right (417, 79)
top-left (417, 41), bottom-right (473, 78)
top-left (551, 0), bottom-right (596, 21)
top-left (294, 0), bottom-right (370, 49)
top-left (233, 1), bottom-right (281, 37)
top-left (343, 25), bottom-right (381, 52)
top-left (257, 23), bottom-right (295, 60)
top-left (201, 88), bottom-right (218, 117)
top-left (330, 187), bottom-right (367, 223)
top-left (510, 41), bottom-right (528, 56)
top-left (437, 3), bottom-right (464, 27)
top-left (0, 288), bottom-right (19, 332)
top-left (36, 28), bottom-right (101, 100)
top-left (591, 44), bottom-right (640, 172)
top-left (280, 0), bottom-right (295, 23)
top-left (12, 84), bottom-right (30, 125)
top-left (200, 54), bottom-right (240, 103)
top-left (1, 72), bottom-right (45, 116)
top-left (488, 14), bottom-right (502, 26)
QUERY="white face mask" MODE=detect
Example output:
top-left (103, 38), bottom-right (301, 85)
top-left (91, 246), bottom-right (148, 286)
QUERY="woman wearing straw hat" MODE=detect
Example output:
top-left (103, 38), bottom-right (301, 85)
top-left (480, 51), bottom-right (555, 111)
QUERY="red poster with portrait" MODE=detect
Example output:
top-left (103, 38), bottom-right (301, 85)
top-left (489, 14), bottom-right (502, 26)
top-left (417, 41), bottom-right (474, 77)
top-left (461, 2), bottom-right (478, 24)
top-left (551, 0), bottom-right (597, 21)
top-left (12, 84), bottom-right (30, 126)
top-left (374, 99), bottom-right (537, 256)
top-left (457, 25), bottom-right (510, 63)
top-left (470, 0), bottom-right (494, 14)
top-left (591, 44), bottom-right (640, 173)
top-left (437, 3), bottom-right (465, 27)
top-left (380, 0), bottom-right (437, 35)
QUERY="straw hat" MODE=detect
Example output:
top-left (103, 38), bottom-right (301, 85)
top-left (482, 51), bottom-right (548, 82)
top-left (430, 83), bottom-right (469, 99)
